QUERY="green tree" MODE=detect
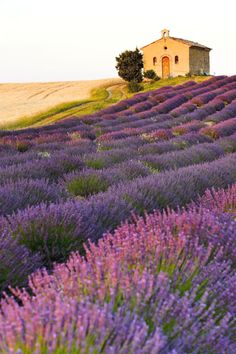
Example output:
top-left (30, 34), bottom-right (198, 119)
top-left (143, 69), bottom-right (160, 81)
top-left (115, 48), bottom-right (143, 83)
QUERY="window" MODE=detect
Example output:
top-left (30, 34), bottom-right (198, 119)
top-left (164, 46), bottom-right (168, 50)
top-left (153, 57), bottom-right (157, 66)
top-left (175, 55), bottom-right (179, 64)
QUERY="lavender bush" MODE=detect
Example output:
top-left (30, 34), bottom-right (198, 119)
top-left (0, 178), bottom-right (67, 216)
top-left (3, 201), bottom-right (93, 267)
top-left (63, 161), bottom-right (150, 197)
top-left (200, 116), bottom-right (236, 139)
top-left (0, 231), bottom-right (42, 292)
top-left (140, 142), bottom-right (225, 172)
top-left (0, 152), bottom-right (85, 185)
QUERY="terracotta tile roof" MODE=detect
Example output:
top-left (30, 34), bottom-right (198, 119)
top-left (141, 37), bottom-right (211, 50)
top-left (170, 37), bottom-right (211, 50)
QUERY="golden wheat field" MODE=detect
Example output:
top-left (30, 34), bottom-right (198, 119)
top-left (0, 78), bottom-right (122, 126)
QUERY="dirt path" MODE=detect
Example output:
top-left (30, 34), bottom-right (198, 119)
top-left (120, 84), bottom-right (128, 99)
top-left (105, 83), bottom-right (128, 101)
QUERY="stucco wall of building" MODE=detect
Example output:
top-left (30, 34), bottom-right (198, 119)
top-left (189, 47), bottom-right (210, 75)
top-left (141, 38), bottom-right (190, 78)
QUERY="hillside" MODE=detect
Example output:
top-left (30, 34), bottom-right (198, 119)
top-left (0, 78), bottom-right (123, 128)
top-left (0, 75), bottom-right (235, 352)
top-left (0, 76), bottom-right (209, 129)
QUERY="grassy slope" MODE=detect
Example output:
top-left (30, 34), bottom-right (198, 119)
top-left (1, 76), bottom-right (210, 130)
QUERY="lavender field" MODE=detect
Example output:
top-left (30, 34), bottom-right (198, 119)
top-left (0, 75), bottom-right (236, 353)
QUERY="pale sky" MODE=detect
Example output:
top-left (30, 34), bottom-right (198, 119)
top-left (0, 0), bottom-right (235, 83)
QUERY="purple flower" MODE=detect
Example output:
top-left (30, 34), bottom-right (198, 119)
top-left (0, 230), bottom-right (42, 292)
top-left (0, 178), bottom-right (68, 216)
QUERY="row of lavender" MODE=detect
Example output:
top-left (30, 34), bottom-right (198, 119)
top-left (0, 184), bottom-right (235, 353)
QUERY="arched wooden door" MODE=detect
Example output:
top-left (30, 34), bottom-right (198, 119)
top-left (162, 56), bottom-right (170, 79)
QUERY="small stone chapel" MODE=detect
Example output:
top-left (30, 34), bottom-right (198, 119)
top-left (141, 29), bottom-right (211, 78)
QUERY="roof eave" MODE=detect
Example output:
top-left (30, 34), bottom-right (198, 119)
top-left (140, 38), bottom-right (161, 50)
top-left (140, 37), bottom-right (212, 51)
top-left (190, 45), bottom-right (212, 51)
